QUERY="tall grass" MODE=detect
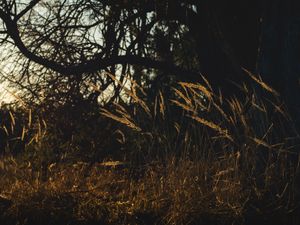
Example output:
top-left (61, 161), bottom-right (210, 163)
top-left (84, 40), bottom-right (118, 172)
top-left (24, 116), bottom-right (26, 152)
top-left (99, 74), bottom-right (300, 221)
top-left (0, 74), bottom-right (299, 224)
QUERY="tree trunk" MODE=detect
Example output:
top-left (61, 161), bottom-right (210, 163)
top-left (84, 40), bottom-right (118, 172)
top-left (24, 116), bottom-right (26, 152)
top-left (191, 1), bottom-right (261, 98)
top-left (258, 0), bottom-right (300, 132)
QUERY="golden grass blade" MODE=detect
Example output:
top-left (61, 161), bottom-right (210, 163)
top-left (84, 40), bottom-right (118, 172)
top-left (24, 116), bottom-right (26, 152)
top-left (212, 102), bottom-right (230, 122)
top-left (171, 100), bottom-right (195, 113)
top-left (159, 91), bottom-right (165, 118)
top-left (189, 115), bottom-right (233, 142)
top-left (243, 68), bottom-right (279, 96)
top-left (201, 75), bottom-right (213, 92)
top-left (174, 122), bottom-right (180, 134)
top-left (9, 111), bottom-right (15, 126)
top-left (251, 137), bottom-right (271, 149)
top-left (21, 126), bottom-right (25, 141)
top-left (101, 108), bottom-right (141, 131)
top-left (172, 87), bottom-right (192, 105)
top-left (179, 82), bottom-right (212, 100)
top-left (2, 125), bottom-right (8, 136)
top-left (28, 109), bottom-right (32, 128)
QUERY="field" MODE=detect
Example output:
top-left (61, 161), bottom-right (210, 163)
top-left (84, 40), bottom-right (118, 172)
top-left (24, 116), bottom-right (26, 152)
top-left (0, 78), bottom-right (299, 225)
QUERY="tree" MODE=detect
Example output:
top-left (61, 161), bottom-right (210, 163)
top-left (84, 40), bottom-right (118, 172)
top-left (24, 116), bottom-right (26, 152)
top-left (0, 0), bottom-right (201, 105)
top-left (0, 0), bottom-right (299, 132)
top-left (258, 0), bottom-right (300, 130)
top-left (0, 1), bottom-right (262, 97)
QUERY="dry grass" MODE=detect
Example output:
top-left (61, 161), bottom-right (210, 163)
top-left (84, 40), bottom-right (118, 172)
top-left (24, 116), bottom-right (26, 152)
top-left (0, 77), bottom-right (299, 224)
top-left (0, 155), bottom-right (298, 225)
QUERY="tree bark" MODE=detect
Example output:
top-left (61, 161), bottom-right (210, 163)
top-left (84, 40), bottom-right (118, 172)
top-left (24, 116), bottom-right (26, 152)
top-left (190, 1), bottom-right (261, 98)
top-left (258, 0), bottom-right (300, 131)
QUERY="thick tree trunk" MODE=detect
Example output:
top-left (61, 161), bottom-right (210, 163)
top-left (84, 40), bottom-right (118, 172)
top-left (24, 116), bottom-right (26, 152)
top-left (191, 1), bottom-right (261, 98)
top-left (258, 0), bottom-right (300, 132)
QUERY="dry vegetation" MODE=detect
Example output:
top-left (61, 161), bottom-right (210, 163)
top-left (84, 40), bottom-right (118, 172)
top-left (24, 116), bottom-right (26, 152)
top-left (0, 75), bottom-right (299, 225)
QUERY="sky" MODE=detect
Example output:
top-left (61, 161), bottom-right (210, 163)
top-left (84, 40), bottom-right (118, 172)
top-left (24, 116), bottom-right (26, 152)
top-left (0, 83), bottom-right (16, 105)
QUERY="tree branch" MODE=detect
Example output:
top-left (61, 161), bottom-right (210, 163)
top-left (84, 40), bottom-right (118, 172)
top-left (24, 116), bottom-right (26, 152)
top-left (0, 8), bottom-right (200, 81)
top-left (14, 0), bottom-right (41, 21)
